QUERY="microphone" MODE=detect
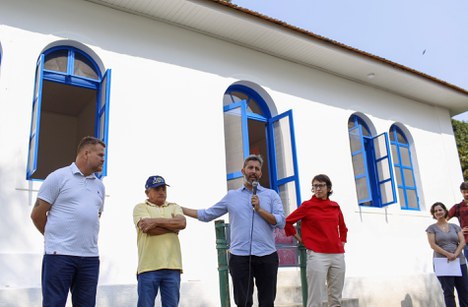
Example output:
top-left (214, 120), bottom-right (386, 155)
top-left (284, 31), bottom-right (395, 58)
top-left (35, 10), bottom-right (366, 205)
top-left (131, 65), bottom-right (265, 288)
top-left (252, 181), bottom-right (258, 195)
top-left (251, 181), bottom-right (258, 211)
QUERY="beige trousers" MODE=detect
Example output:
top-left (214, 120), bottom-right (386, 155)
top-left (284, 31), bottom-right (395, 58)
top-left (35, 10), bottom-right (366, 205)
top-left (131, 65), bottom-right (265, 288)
top-left (306, 250), bottom-right (346, 307)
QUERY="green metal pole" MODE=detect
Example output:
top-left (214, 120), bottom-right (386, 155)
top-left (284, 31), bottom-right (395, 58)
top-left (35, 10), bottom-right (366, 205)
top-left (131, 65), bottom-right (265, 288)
top-left (215, 220), bottom-right (230, 307)
top-left (299, 243), bottom-right (307, 307)
top-left (298, 233), bottom-right (308, 307)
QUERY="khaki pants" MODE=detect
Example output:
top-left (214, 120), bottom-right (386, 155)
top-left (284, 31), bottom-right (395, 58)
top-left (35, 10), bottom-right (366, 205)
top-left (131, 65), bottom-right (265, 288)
top-left (306, 250), bottom-right (345, 307)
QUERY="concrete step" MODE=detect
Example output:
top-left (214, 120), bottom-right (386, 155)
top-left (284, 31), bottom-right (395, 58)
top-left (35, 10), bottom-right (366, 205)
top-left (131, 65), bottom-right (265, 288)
top-left (239, 299), bottom-right (361, 307)
top-left (275, 285), bottom-right (303, 305)
top-left (274, 269), bottom-right (359, 307)
top-left (322, 298), bottom-right (360, 307)
top-left (275, 298), bottom-right (359, 307)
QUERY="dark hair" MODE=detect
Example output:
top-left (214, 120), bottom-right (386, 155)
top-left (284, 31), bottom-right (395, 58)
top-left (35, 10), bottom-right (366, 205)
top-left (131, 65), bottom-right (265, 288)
top-left (460, 181), bottom-right (468, 191)
top-left (77, 136), bottom-right (105, 153)
top-left (243, 154), bottom-right (263, 168)
top-left (430, 202), bottom-right (448, 219)
top-left (312, 174), bottom-right (333, 197)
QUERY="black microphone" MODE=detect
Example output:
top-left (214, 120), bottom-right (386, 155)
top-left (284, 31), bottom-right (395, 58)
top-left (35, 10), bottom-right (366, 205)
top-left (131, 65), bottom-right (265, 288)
top-left (252, 181), bottom-right (258, 195)
top-left (251, 181), bottom-right (258, 211)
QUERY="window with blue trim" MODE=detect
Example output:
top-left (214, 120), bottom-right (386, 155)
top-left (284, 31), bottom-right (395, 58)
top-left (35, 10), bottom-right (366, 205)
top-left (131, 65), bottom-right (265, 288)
top-left (223, 84), bottom-right (301, 212)
top-left (223, 83), bottom-right (301, 266)
top-left (389, 125), bottom-right (420, 210)
top-left (27, 46), bottom-right (111, 180)
top-left (348, 115), bottom-right (396, 207)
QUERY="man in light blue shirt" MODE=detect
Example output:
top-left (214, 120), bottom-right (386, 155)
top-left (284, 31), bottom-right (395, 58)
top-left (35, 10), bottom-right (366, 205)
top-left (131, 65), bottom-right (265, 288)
top-left (182, 154), bottom-right (285, 307)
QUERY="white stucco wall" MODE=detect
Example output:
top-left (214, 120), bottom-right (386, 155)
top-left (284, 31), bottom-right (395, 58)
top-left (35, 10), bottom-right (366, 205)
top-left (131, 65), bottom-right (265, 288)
top-left (0, 0), bottom-right (465, 306)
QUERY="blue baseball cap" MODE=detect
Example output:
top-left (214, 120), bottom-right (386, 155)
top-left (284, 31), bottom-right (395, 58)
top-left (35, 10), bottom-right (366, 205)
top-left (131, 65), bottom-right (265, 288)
top-left (145, 175), bottom-right (170, 189)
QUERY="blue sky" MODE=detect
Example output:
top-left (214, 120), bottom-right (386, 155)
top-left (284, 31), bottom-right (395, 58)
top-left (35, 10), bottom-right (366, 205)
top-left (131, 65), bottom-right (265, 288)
top-left (232, 0), bottom-right (468, 121)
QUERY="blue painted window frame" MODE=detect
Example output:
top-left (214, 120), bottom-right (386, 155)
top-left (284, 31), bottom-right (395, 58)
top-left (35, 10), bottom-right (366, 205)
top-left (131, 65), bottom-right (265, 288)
top-left (268, 110), bottom-right (301, 207)
top-left (97, 69), bottom-right (111, 177)
top-left (390, 125), bottom-right (420, 210)
top-left (349, 124), bottom-right (372, 204)
top-left (223, 85), bottom-right (301, 206)
top-left (26, 46), bottom-right (111, 179)
top-left (27, 55), bottom-right (45, 179)
top-left (223, 85), bottom-right (301, 267)
top-left (223, 100), bottom-right (250, 181)
top-left (349, 115), bottom-right (396, 207)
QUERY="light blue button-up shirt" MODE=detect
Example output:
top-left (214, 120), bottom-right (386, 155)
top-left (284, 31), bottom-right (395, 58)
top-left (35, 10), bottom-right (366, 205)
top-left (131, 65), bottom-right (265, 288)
top-left (197, 185), bottom-right (285, 256)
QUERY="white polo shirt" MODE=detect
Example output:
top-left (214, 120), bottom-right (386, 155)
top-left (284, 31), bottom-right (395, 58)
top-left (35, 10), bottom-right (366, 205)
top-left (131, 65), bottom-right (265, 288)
top-left (38, 163), bottom-right (105, 257)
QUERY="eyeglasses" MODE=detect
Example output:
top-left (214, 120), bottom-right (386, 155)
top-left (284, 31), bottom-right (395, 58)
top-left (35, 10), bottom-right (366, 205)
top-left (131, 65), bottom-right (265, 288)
top-left (312, 183), bottom-right (327, 190)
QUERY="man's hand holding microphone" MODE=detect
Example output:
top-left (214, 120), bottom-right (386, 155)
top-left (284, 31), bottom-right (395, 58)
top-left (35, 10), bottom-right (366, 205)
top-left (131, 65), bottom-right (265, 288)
top-left (251, 181), bottom-right (259, 211)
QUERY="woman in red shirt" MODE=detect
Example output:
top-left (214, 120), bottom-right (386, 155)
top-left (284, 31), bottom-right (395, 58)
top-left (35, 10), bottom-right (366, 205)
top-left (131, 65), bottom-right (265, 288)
top-left (285, 174), bottom-right (348, 307)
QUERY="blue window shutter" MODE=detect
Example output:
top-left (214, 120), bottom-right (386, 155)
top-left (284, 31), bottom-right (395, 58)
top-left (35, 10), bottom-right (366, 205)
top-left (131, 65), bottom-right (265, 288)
top-left (372, 132), bottom-right (397, 207)
top-left (96, 69), bottom-right (111, 178)
top-left (268, 109), bottom-right (301, 208)
top-left (26, 55), bottom-right (45, 179)
top-left (349, 125), bottom-right (372, 205)
top-left (223, 100), bottom-right (249, 181)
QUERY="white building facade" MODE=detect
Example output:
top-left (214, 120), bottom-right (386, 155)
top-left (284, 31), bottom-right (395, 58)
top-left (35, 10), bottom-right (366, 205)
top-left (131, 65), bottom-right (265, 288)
top-left (1, 0), bottom-right (467, 306)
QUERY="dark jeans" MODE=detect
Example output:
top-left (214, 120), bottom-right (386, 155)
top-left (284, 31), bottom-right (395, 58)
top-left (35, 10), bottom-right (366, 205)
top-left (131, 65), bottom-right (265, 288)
top-left (437, 263), bottom-right (468, 307)
top-left (229, 252), bottom-right (278, 307)
top-left (42, 254), bottom-right (100, 307)
top-left (137, 269), bottom-right (181, 307)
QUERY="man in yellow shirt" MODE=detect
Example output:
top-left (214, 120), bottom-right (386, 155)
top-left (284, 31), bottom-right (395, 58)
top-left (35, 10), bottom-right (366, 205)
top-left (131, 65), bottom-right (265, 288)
top-left (133, 175), bottom-right (186, 307)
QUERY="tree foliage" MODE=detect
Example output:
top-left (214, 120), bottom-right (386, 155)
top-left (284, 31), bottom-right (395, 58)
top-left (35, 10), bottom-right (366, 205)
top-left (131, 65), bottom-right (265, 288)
top-left (452, 119), bottom-right (468, 181)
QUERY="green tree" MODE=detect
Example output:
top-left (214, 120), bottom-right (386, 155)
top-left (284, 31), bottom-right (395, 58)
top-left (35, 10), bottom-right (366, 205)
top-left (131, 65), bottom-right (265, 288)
top-left (452, 119), bottom-right (468, 181)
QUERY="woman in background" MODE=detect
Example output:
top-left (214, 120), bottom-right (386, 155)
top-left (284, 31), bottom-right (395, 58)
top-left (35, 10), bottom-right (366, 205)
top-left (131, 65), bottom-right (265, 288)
top-left (426, 202), bottom-right (468, 307)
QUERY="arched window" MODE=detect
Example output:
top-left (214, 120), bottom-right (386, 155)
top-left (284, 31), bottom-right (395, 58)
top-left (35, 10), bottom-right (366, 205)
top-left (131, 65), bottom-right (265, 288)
top-left (223, 83), bottom-right (301, 266)
top-left (27, 46), bottom-right (111, 180)
top-left (223, 84), bottom-right (300, 212)
top-left (348, 114), bottom-right (396, 207)
top-left (389, 124), bottom-right (420, 210)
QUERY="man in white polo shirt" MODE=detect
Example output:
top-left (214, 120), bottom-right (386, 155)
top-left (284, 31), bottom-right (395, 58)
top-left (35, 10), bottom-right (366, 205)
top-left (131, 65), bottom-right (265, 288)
top-left (31, 136), bottom-right (106, 307)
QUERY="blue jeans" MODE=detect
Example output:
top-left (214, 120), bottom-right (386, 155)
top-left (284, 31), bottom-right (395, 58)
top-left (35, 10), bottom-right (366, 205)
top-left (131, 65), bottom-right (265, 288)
top-left (137, 269), bottom-right (181, 307)
top-left (42, 254), bottom-right (100, 307)
top-left (437, 263), bottom-right (468, 307)
top-left (464, 245), bottom-right (468, 263)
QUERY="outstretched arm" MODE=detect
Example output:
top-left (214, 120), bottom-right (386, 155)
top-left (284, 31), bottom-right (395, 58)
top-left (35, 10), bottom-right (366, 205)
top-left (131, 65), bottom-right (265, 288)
top-left (182, 207), bottom-right (199, 219)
